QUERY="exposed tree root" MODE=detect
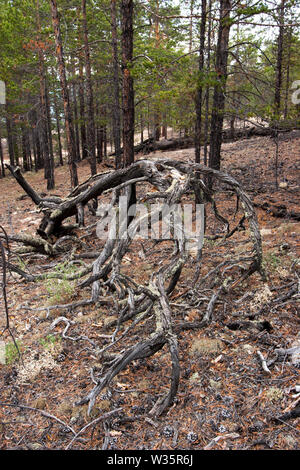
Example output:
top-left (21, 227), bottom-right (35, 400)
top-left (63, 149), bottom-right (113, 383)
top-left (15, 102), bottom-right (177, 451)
top-left (3, 159), bottom-right (266, 417)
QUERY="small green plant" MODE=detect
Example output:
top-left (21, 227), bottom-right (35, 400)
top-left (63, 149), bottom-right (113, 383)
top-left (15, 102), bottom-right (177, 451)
top-left (39, 334), bottom-right (59, 350)
top-left (5, 340), bottom-right (22, 364)
top-left (16, 256), bottom-right (27, 271)
top-left (262, 251), bottom-right (281, 272)
top-left (45, 262), bottom-right (78, 305)
top-left (204, 238), bottom-right (217, 248)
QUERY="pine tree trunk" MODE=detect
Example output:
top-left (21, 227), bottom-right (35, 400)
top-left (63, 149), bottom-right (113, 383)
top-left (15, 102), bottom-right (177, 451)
top-left (0, 134), bottom-right (4, 178)
top-left (121, 0), bottom-right (134, 168)
top-left (35, 109), bottom-right (44, 170)
top-left (209, 0), bottom-right (232, 172)
top-left (111, 0), bottom-right (122, 169)
top-left (283, 28), bottom-right (292, 119)
top-left (5, 110), bottom-right (15, 166)
top-left (45, 80), bottom-right (55, 187)
top-left (53, 91), bottom-right (64, 166)
top-left (82, 0), bottom-right (96, 175)
top-left (195, 0), bottom-right (207, 164)
top-left (50, 0), bottom-right (78, 188)
top-left (21, 118), bottom-right (30, 172)
top-left (78, 30), bottom-right (88, 161)
top-left (140, 114), bottom-right (144, 143)
top-left (97, 125), bottom-right (103, 163)
top-left (12, 120), bottom-right (20, 167)
top-left (72, 80), bottom-right (81, 162)
top-left (37, 0), bottom-right (54, 189)
top-left (103, 121), bottom-right (107, 158)
top-left (31, 128), bottom-right (38, 172)
top-left (274, 0), bottom-right (285, 117)
top-left (21, 132), bottom-right (28, 172)
top-left (189, 0), bottom-right (195, 53)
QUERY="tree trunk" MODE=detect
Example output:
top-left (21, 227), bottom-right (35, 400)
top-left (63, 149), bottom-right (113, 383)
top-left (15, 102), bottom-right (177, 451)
top-left (189, 0), bottom-right (195, 53)
top-left (0, 134), bottom-right (4, 178)
top-left (103, 122), bottom-right (107, 158)
top-left (72, 80), bottom-right (81, 162)
top-left (121, 0), bottom-right (134, 168)
top-left (209, 0), bottom-right (232, 172)
top-left (37, 0), bottom-right (54, 189)
top-left (53, 90), bottom-right (64, 166)
top-left (140, 113), bottom-right (144, 143)
top-left (283, 27), bottom-right (292, 119)
top-left (195, 0), bottom-right (207, 164)
top-left (12, 120), bottom-right (20, 167)
top-left (78, 31), bottom-right (88, 161)
top-left (33, 109), bottom-right (43, 171)
top-left (97, 125), bottom-right (104, 163)
top-left (45, 80), bottom-right (55, 187)
top-left (203, 0), bottom-right (212, 166)
top-left (82, 0), bottom-right (96, 175)
top-left (21, 118), bottom-right (31, 172)
top-left (111, 0), bottom-right (122, 169)
top-left (5, 109), bottom-right (15, 166)
top-left (50, 0), bottom-right (78, 188)
top-left (274, 0), bottom-right (285, 117)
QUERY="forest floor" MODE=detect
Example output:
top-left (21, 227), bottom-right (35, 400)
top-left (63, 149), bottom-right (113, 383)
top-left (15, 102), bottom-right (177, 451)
top-left (0, 130), bottom-right (299, 450)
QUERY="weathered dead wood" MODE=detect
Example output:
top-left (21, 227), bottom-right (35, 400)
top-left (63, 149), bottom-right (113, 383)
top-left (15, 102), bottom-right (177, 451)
top-left (7, 161), bottom-right (168, 239)
top-left (254, 201), bottom-right (300, 221)
top-left (4, 158), bottom-right (266, 418)
top-left (273, 406), bottom-right (300, 423)
top-left (257, 350), bottom-right (272, 376)
top-left (111, 126), bottom-right (282, 157)
top-left (64, 408), bottom-right (123, 450)
top-left (0, 402), bottom-right (76, 435)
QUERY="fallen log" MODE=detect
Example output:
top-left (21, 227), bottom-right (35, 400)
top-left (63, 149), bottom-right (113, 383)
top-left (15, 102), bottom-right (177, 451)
top-left (111, 126), bottom-right (283, 157)
top-left (254, 201), bottom-right (300, 221)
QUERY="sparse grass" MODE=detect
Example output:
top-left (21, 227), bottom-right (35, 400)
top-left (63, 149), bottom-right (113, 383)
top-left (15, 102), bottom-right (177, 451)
top-left (5, 340), bottom-right (23, 364)
top-left (204, 238), bottom-right (217, 248)
top-left (262, 251), bottom-right (282, 273)
top-left (277, 222), bottom-right (296, 235)
top-left (39, 334), bottom-right (59, 350)
top-left (16, 256), bottom-right (27, 271)
top-left (45, 261), bottom-right (78, 305)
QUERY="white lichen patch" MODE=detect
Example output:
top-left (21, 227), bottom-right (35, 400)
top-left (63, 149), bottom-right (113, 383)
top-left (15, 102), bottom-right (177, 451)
top-left (190, 337), bottom-right (224, 356)
top-left (264, 387), bottom-right (284, 402)
top-left (16, 349), bottom-right (60, 385)
top-left (249, 284), bottom-right (273, 312)
top-left (276, 266), bottom-right (290, 278)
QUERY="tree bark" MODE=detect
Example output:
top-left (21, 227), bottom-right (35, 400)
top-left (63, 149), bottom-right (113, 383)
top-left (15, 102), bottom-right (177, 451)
top-left (0, 134), bottom-right (4, 178)
top-left (111, 0), bottom-right (122, 169)
top-left (209, 0), bottom-right (232, 172)
top-left (53, 90), bottom-right (64, 166)
top-left (45, 80), bottom-right (55, 187)
top-left (195, 0), bottom-right (207, 164)
top-left (121, 0), bottom-right (135, 168)
top-left (82, 0), bottom-right (96, 175)
top-left (283, 27), bottom-right (292, 119)
top-left (274, 0), bottom-right (285, 117)
top-left (5, 105), bottom-right (15, 166)
top-left (72, 79), bottom-right (81, 162)
top-left (37, 0), bottom-right (54, 189)
top-left (50, 0), bottom-right (78, 188)
top-left (203, 0), bottom-right (212, 166)
top-left (78, 25), bottom-right (88, 161)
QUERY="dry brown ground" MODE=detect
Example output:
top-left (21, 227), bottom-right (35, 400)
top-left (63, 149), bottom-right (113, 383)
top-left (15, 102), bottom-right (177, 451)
top-left (0, 131), bottom-right (299, 450)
